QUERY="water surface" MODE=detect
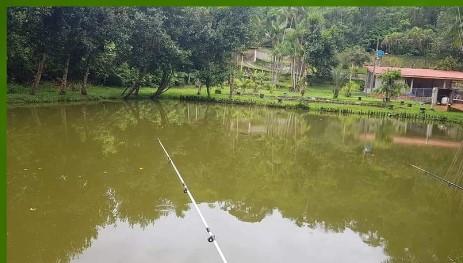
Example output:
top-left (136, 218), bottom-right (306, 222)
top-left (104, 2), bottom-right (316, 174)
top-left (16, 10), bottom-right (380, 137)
top-left (7, 101), bottom-right (463, 262)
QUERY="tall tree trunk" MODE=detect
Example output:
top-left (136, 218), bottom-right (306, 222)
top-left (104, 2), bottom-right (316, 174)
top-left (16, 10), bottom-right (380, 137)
top-left (123, 81), bottom-right (138, 99)
top-left (275, 57), bottom-right (280, 86)
top-left (298, 61), bottom-right (305, 92)
top-left (333, 88), bottom-right (339, 99)
top-left (229, 67), bottom-right (234, 99)
top-left (274, 56), bottom-right (277, 85)
top-left (152, 70), bottom-right (172, 99)
top-left (274, 56), bottom-right (278, 85)
top-left (271, 55), bottom-right (276, 85)
top-left (133, 73), bottom-right (146, 97)
top-left (59, 54), bottom-right (71, 95)
top-left (206, 84), bottom-right (211, 98)
top-left (350, 63), bottom-right (354, 82)
top-left (121, 82), bottom-right (132, 97)
top-left (290, 61), bottom-right (293, 90)
top-left (31, 53), bottom-right (47, 95)
top-left (240, 54), bottom-right (244, 72)
top-left (81, 65), bottom-right (90, 95)
top-left (134, 85), bottom-right (140, 96)
top-left (291, 57), bottom-right (297, 91)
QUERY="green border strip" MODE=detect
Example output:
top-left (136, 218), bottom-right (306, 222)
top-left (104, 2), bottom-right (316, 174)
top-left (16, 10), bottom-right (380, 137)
top-left (4, 0), bottom-right (463, 6)
top-left (1, 2), bottom-right (463, 263)
top-left (0, 4), bottom-right (5, 263)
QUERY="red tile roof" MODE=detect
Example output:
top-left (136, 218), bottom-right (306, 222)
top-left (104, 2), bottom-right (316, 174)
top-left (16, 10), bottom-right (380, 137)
top-left (366, 66), bottom-right (463, 81)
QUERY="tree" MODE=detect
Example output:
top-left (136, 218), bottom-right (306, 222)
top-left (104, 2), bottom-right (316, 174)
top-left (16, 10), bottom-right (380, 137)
top-left (120, 8), bottom-right (188, 99)
top-left (7, 6), bottom-right (463, 97)
top-left (340, 80), bottom-right (360, 97)
top-left (188, 7), bottom-right (255, 98)
top-left (279, 7), bottom-right (307, 92)
top-left (432, 8), bottom-right (463, 68)
top-left (253, 70), bottom-right (266, 91)
top-left (331, 66), bottom-right (347, 99)
top-left (258, 8), bottom-right (288, 87)
top-left (303, 13), bottom-right (338, 83)
top-left (49, 7), bottom-right (88, 95)
top-left (378, 70), bottom-right (402, 102)
top-left (338, 45), bottom-right (370, 81)
top-left (382, 27), bottom-right (434, 56)
top-left (7, 8), bottom-right (55, 94)
top-left (76, 8), bottom-right (115, 95)
top-left (436, 56), bottom-right (459, 70)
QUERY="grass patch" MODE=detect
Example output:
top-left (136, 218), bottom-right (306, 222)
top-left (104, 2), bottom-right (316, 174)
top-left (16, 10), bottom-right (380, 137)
top-left (7, 82), bottom-right (463, 124)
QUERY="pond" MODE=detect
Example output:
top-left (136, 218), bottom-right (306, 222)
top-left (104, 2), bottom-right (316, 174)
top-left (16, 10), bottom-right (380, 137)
top-left (7, 100), bottom-right (463, 263)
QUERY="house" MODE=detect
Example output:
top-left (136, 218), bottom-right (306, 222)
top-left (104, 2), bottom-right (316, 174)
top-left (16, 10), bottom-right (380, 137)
top-left (365, 66), bottom-right (463, 104)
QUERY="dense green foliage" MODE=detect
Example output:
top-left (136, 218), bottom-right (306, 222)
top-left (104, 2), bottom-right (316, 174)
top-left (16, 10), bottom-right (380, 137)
top-left (341, 80), bottom-right (361, 97)
top-left (378, 70), bottom-right (405, 102)
top-left (7, 7), bottom-right (463, 97)
top-left (7, 7), bottom-right (255, 97)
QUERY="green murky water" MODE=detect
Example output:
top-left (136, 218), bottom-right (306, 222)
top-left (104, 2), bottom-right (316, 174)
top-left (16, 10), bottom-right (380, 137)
top-left (7, 100), bottom-right (463, 263)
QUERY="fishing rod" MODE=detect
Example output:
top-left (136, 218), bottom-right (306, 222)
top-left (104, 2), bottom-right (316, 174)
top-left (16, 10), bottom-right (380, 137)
top-left (157, 138), bottom-right (228, 263)
top-left (409, 164), bottom-right (463, 191)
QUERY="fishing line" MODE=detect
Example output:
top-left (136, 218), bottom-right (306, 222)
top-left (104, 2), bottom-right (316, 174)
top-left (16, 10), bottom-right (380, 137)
top-left (409, 164), bottom-right (463, 191)
top-left (157, 138), bottom-right (228, 263)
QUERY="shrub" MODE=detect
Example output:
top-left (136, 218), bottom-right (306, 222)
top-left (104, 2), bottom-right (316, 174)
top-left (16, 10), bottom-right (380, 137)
top-left (341, 81), bottom-right (360, 97)
top-left (265, 83), bottom-right (275, 94)
top-left (436, 56), bottom-right (459, 71)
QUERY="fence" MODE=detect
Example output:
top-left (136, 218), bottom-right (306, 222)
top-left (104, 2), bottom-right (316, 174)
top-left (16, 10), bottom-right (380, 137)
top-left (407, 88), bottom-right (432, 103)
top-left (410, 88), bottom-right (433, 97)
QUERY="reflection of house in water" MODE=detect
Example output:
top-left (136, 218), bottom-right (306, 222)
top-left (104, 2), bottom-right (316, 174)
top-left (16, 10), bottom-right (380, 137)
top-left (359, 122), bottom-right (463, 148)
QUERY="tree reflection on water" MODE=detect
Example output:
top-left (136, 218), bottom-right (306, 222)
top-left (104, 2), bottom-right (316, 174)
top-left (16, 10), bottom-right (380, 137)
top-left (7, 100), bottom-right (463, 262)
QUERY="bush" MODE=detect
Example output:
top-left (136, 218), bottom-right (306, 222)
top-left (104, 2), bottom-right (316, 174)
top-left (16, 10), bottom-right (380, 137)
top-left (436, 56), bottom-right (459, 71)
top-left (7, 83), bottom-right (28, 94)
top-left (341, 81), bottom-right (360, 97)
top-left (265, 83), bottom-right (275, 94)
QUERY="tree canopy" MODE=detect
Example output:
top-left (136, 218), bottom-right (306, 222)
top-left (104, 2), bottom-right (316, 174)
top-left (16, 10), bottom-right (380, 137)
top-left (7, 7), bottom-right (463, 96)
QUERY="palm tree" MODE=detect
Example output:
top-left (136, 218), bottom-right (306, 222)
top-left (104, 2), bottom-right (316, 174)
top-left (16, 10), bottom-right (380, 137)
top-left (331, 67), bottom-right (347, 99)
top-left (378, 70), bottom-right (402, 102)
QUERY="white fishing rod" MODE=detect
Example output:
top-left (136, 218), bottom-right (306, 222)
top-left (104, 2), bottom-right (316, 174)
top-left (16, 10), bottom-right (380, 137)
top-left (157, 138), bottom-right (228, 263)
top-left (409, 164), bottom-right (463, 191)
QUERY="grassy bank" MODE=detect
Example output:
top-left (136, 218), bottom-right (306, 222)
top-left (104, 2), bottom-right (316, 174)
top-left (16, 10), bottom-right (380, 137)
top-left (7, 82), bottom-right (463, 124)
top-left (7, 83), bottom-right (123, 104)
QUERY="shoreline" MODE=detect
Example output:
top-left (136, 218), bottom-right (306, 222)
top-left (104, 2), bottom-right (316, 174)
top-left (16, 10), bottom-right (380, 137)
top-left (7, 90), bottom-right (463, 125)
